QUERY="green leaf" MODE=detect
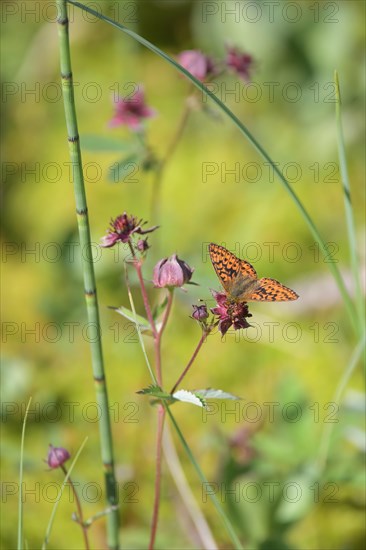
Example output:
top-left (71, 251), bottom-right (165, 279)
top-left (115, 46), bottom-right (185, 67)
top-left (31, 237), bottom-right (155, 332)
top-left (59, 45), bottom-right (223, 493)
top-left (137, 387), bottom-right (207, 408)
top-left (112, 306), bottom-right (153, 335)
top-left (195, 388), bottom-right (242, 400)
top-left (275, 473), bottom-right (317, 524)
top-left (108, 154), bottom-right (140, 183)
top-left (81, 134), bottom-right (134, 152)
top-left (137, 385), bottom-right (175, 405)
top-left (152, 297), bottom-right (168, 320)
top-left (172, 390), bottom-right (206, 408)
top-left (137, 384), bottom-right (163, 396)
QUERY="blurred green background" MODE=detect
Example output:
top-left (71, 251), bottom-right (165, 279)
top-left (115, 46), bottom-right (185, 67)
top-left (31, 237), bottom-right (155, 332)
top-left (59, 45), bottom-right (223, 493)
top-left (1, 1), bottom-right (365, 548)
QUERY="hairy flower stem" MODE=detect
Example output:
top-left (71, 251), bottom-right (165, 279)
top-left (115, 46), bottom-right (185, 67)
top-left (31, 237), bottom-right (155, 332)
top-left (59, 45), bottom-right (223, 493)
top-left (129, 256), bottom-right (172, 548)
top-left (149, 292), bottom-right (174, 547)
top-left (61, 465), bottom-right (90, 550)
top-left (155, 290), bottom-right (174, 385)
top-left (170, 331), bottom-right (208, 394)
top-left (134, 268), bottom-right (174, 548)
top-left (56, 2), bottom-right (119, 547)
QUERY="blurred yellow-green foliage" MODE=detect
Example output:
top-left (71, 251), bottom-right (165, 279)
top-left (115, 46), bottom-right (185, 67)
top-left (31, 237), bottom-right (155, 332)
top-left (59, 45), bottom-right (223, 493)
top-left (1, 1), bottom-right (365, 549)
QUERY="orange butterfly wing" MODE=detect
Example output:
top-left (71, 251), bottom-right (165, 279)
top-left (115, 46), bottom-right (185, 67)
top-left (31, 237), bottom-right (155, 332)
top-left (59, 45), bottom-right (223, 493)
top-left (209, 243), bottom-right (298, 302)
top-left (209, 243), bottom-right (257, 293)
top-left (249, 277), bottom-right (299, 302)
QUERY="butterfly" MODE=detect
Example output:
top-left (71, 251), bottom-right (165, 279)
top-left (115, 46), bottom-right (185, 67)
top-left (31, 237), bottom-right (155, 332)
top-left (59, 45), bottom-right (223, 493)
top-left (209, 243), bottom-right (299, 302)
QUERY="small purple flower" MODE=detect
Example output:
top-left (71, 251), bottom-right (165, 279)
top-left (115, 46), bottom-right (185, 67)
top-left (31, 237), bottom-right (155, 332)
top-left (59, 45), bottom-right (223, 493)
top-left (225, 46), bottom-right (253, 81)
top-left (210, 290), bottom-right (252, 336)
top-left (109, 86), bottom-right (156, 131)
top-left (153, 254), bottom-right (194, 288)
top-left (192, 304), bottom-right (209, 321)
top-left (177, 50), bottom-right (216, 81)
top-left (100, 212), bottom-right (158, 248)
top-left (46, 445), bottom-right (70, 469)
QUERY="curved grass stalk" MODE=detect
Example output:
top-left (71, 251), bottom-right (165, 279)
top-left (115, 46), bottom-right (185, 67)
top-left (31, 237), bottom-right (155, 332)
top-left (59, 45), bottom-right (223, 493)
top-left (334, 71), bottom-right (364, 333)
top-left (67, 0), bottom-right (358, 334)
top-left (56, 2), bottom-right (119, 547)
top-left (18, 397), bottom-right (32, 550)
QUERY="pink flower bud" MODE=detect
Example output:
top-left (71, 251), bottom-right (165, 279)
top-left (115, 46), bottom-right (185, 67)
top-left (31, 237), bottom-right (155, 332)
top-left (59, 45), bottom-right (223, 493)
top-left (47, 445), bottom-right (70, 469)
top-left (153, 254), bottom-right (194, 288)
top-left (177, 50), bottom-right (217, 81)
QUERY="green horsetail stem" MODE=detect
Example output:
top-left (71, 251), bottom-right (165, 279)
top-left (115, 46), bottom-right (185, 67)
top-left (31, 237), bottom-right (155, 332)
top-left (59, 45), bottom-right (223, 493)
top-left (56, 2), bottom-right (119, 548)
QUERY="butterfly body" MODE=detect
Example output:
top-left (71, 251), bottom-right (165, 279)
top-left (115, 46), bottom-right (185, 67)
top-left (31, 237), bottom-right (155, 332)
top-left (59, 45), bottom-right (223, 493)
top-left (209, 243), bottom-right (299, 302)
top-left (225, 273), bottom-right (259, 302)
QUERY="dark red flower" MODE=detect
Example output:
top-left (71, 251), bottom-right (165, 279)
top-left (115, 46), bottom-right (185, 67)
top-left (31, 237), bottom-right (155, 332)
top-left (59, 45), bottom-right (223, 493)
top-left (46, 445), bottom-right (70, 469)
top-left (226, 46), bottom-right (253, 81)
top-left (109, 86), bottom-right (156, 131)
top-left (153, 254), bottom-right (194, 288)
top-left (210, 290), bottom-right (252, 336)
top-left (100, 212), bottom-right (158, 248)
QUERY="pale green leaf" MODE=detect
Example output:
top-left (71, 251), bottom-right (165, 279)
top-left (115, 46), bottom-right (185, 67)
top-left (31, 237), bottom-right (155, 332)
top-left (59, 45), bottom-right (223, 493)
top-left (172, 390), bottom-right (206, 408)
top-left (81, 134), bottom-right (133, 152)
top-left (195, 389), bottom-right (242, 400)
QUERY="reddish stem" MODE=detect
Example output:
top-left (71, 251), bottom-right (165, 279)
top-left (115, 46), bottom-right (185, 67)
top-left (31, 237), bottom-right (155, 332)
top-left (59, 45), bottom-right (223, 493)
top-left (170, 331), bottom-right (207, 395)
top-left (61, 465), bottom-right (90, 550)
top-left (131, 261), bottom-right (175, 549)
top-left (148, 290), bottom-right (174, 548)
top-left (155, 290), bottom-right (174, 386)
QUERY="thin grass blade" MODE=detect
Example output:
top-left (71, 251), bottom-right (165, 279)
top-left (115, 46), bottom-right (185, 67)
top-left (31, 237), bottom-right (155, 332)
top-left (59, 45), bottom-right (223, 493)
top-left (334, 70), bottom-right (364, 335)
